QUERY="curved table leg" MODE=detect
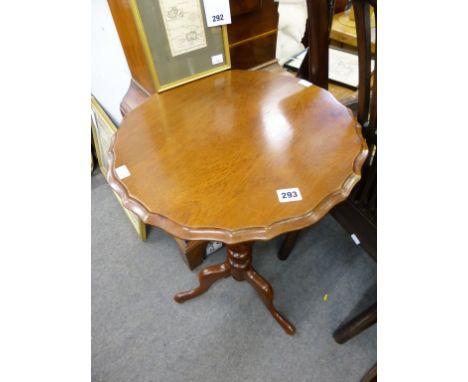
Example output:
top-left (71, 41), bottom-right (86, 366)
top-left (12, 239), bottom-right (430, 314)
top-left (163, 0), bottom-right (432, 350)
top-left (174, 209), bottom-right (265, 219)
top-left (174, 242), bottom-right (296, 335)
top-left (245, 268), bottom-right (296, 335)
top-left (174, 262), bottom-right (231, 303)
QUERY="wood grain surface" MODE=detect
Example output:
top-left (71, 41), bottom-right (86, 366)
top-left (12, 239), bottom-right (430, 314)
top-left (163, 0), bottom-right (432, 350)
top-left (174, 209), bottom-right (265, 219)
top-left (108, 0), bottom-right (156, 94)
top-left (331, 10), bottom-right (376, 53)
top-left (107, 70), bottom-right (367, 243)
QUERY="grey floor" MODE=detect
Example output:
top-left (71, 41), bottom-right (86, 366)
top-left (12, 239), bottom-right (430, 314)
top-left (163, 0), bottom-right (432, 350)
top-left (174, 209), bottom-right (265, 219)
top-left (92, 171), bottom-right (376, 382)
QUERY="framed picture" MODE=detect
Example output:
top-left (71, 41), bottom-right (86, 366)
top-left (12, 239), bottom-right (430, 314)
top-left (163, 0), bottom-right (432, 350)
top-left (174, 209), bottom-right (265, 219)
top-left (129, 0), bottom-right (231, 92)
top-left (91, 96), bottom-right (147, 241)
top-left (329, 47), bottom-right (375, 90)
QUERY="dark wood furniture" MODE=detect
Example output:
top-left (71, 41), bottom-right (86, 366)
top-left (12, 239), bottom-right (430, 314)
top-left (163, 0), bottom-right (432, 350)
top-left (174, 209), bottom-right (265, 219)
top-left (107, 69), bottom-right (367, 335)
top-left (279, 0), bottom-right (377, 378)
top-left (297, 0), bottom-right (334, 89)
top-left (228, 0), bottom-right (279, 69)
top-left (331, 0), bottom-right (376, 260)
top-left (334, 3), bottom-right (377, 381)
top-left (294, 0), bottom-right (359, 109)
top-left (278, 0), bottom-right (377, 270)
top-left (362, 363), bottom-right (377, 382)
top-left (333, 301), bottom-right (377, 381)
top-left (333, 302), bottom-right (377, 344)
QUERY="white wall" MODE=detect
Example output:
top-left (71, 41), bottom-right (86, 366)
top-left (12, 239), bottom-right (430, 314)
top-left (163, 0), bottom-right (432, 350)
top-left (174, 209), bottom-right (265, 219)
top-left (91, 0), bottom-right (131, 125)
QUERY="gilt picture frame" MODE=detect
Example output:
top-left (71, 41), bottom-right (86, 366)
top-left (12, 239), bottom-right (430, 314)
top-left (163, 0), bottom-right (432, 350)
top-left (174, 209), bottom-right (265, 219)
top-left (129, 0), bottom-right (231, 92)
top-left (91, 96), bottom-right (147, 241)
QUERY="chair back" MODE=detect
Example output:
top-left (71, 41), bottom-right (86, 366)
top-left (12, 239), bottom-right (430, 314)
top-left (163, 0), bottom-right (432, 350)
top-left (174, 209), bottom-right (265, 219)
top-left (300, 0), bottom-right (377, 258)
top-left (298, 0), bottom-right (336, 89)
top-left (354, 0), bottom-right (376, 144)
top-left (348, 0), bottom-right (377, 229)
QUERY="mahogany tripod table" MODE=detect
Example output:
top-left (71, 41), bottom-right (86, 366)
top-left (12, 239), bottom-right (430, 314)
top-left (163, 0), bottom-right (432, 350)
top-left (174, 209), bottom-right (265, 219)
top-left (107, 70), bottom-right (367, 335)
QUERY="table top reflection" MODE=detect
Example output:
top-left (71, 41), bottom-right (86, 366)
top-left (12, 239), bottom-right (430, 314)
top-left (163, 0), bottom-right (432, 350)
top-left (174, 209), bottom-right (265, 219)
top-left (108, 70), bottom-right (367, 243)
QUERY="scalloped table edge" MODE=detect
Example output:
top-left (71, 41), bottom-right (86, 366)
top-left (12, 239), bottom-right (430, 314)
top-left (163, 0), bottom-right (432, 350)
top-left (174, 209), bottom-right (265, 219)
top-left (106, 122), bottom-right (368, 244)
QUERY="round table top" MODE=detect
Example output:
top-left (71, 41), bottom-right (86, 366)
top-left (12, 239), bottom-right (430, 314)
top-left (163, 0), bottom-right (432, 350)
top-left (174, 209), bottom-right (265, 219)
top-left (108, 70), bottom-right (367, 243)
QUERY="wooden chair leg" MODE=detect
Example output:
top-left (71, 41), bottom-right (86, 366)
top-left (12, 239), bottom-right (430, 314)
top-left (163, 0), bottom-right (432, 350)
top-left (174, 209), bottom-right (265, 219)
top-left (278, 230), bottom-right (300, 261)
top-left (333, 303), bottom-right (377, 344)
top-left (361, 363), bottom-right (377, 382)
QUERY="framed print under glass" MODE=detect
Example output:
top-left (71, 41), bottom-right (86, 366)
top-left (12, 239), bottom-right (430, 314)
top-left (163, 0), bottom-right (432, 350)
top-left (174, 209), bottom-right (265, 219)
top-left (129, 0), bottom-right (231, 92)
top-left (91, 96), bottom-right (147, 241)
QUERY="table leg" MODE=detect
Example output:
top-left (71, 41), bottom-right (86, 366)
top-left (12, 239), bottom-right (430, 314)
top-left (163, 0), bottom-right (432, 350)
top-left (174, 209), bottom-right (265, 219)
top-left (174, 242), bottom-right (296, 335)
top-left (174, 262), bottom-right (231, 303)
top-left (245, 268), bottom-right (296, 335)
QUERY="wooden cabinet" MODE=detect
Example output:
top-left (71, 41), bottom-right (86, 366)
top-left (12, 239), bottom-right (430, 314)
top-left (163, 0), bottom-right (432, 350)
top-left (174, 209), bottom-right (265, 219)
top-left (228, 0), bottom-right (279, 69)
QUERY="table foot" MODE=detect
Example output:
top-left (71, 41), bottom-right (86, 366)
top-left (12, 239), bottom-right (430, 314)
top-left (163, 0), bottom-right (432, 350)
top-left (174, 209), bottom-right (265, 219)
top-left (174, 262), bottom-right (230, 303)
top-left (245, 268), bottom-right (296, 335)
top-left (174, 242), bottom-right (295, 334)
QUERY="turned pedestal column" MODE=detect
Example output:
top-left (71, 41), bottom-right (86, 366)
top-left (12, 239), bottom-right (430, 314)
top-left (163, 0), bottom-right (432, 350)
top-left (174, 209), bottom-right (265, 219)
top-left (174, 243), bottom-right (296, 335)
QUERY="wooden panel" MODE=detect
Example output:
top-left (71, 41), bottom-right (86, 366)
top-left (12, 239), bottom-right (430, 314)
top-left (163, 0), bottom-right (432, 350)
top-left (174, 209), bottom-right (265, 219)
top-left (228, 0), bottom-right (278, 43)
top-left (228, 0), bottom-right (278, 68)
top-left (120, 79), bottom-right (150, 115)
top-left (108, 0), bottom-right (155, 94)
top-left (331, 200), bottom-right (376, 261)
top-left (174, 238), bottom-right (207, 270)
top-left (230, 0), bottom-right (263, 17)
top-left (229, 32), bottom-right (277, 69)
